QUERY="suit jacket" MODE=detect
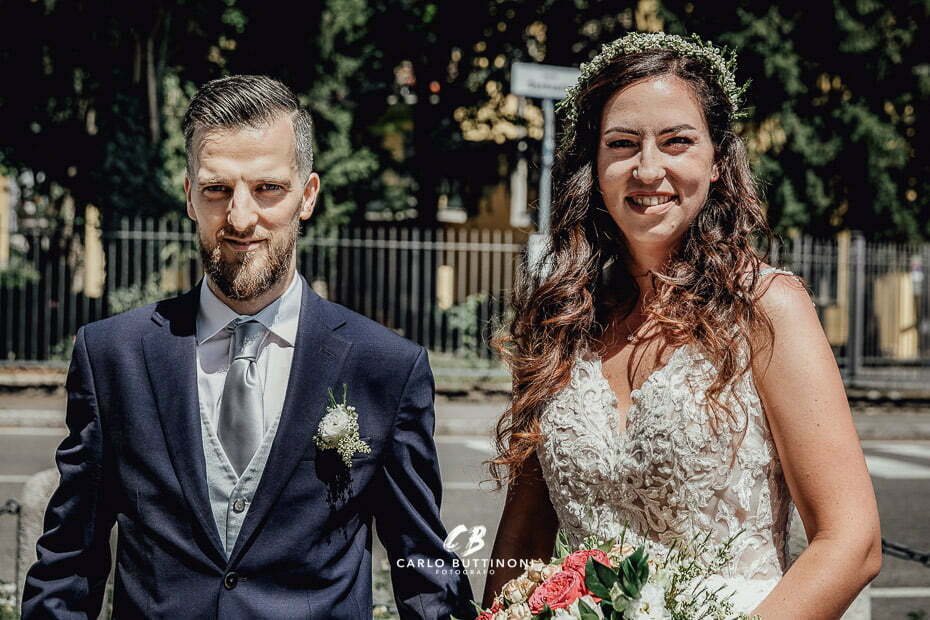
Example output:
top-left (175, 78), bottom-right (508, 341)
top-left (22, 279), bottom-right (475, 619)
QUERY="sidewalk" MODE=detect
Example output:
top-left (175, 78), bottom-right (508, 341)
top-left (3, 374), bottom-right (930, 440)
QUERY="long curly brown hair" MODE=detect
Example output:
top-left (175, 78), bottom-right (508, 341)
top-left (491, 49), bottom-right (776, 485)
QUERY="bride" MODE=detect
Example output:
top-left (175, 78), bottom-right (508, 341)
top-left (484, 33), bottom-right (881, 618)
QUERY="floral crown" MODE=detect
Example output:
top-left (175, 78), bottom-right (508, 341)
top-left (556, 32), bottom-right (750, 133)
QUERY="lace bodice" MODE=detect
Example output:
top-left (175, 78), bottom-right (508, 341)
top-left (537, 277), bottom-right (794, 586)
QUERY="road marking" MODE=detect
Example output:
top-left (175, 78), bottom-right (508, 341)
top-left (444, 481), bottom-right (495, 491)
top-left (0, 427), bottom-right (66, 435)
top-left (870, 586), bottom-right (930, 598)
top-left (463, 439), bottom-right (494, 453)
top-left (0, 474), bottom-right (35, 483)
top-left (865, 442), bottom-right (930, 460)
top-left (436, 436), bottom-right (494, 453)
top-left (865, 454), bottom-right (930, 479)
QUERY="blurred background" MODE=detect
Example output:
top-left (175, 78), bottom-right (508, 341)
top-left (0, 1), bottom-right (928, 618)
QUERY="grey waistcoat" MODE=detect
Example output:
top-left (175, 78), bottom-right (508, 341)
top-left (200, 405), bottom-right (284, 557)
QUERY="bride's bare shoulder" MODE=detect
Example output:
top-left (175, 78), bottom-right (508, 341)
top-left (751, 264), bottom-right (810, 315)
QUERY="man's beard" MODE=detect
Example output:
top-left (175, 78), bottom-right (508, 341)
top-left (199, 219), bottom-right (299, 301)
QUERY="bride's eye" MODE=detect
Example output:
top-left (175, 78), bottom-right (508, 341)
top-left (664, 136), bottom-right (695, 149)
top-left (607, 139), bottom-right (637, 149)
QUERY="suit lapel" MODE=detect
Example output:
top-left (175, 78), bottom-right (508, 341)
top-left (142, 284), bottom-right (227, 565)
top-left (228, 281), bottom-right (351, 564)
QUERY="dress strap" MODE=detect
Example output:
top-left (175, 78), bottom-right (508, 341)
top-left (757, 267), bottom-right (794, 279)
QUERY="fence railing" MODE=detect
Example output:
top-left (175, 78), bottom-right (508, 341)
top-left (772, 232), bottom-right (930, 387)
top-left (1, 221), bottom-right (928, 388)
top-left (0, 220), bottom-right (524, 363)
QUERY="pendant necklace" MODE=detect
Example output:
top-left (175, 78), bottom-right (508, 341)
top-left (623, 317), bottom-right (639, 344)
top-left (620, 308), bottom-right (642, 344)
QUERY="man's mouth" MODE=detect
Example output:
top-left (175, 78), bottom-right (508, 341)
top-left (626, 194), bottom-right (678, 208)
top-left (223, 238), bottom-right (267, 252)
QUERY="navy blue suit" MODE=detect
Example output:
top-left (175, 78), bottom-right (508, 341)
top-left (22, 280), bottom-right (475, 619)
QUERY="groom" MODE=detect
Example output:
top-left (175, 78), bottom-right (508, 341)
top-left (22, 75), bottom-right (474, 619)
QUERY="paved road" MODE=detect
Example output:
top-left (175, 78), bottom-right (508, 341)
top-left (0, 403), bottom-right (927, 618)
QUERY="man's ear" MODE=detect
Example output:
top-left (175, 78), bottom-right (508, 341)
top-left (300, 172), bottom-right (321, 221)
top-left (184, 177), bottom-right (196, 221)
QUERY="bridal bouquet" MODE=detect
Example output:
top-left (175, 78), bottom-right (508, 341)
top-left (475, 530), bottom-right (759, 620)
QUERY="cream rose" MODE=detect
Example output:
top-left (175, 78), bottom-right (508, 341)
top-left (317, 407), bottom-right (351, 445)
top-left (501, 575), bottom-right (536, 604)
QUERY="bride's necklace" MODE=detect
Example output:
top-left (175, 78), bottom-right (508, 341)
top-left (617, 301), bottom-right (646, 345)
top-left (622, 313), bottom-right (641, 344)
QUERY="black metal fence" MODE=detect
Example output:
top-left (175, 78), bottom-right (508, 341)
top-left (2, 222), bottom-right (929, 387)
top-left (772, 232), bottom-right (930, 388)
top-left (0, 220), bottom-right (524, 363)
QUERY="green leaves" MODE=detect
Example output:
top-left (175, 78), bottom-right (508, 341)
top-left (584, 557), bottom-right (619, 600)
top-left (617, 546), bottom-right (650, 600)
top-left (553, 529), bottom-right (572, 561)
top-left (577, 598), bottom-right (601, 620)
top-left (582, 544), bottom-right (650, 616)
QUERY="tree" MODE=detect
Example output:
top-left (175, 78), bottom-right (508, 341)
top-left (3, 0), bottom-right (926, 239)
top-left (0, 0), bottom-right (243, 228)
top-left (661, 0), bottom-right (929, 240)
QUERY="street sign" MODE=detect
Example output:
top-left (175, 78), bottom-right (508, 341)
top-left (510, 62), bottom-right (580, 101)
top-left (511, 62), bottom-right (581, 239)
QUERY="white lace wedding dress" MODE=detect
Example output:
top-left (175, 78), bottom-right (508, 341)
top-left (536, 270), bottom-right (795, 615)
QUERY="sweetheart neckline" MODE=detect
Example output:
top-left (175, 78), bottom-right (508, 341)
top-left (587, 345), bottom-right (690, 434)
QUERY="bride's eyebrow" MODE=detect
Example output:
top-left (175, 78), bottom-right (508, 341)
top-left (603, 126), bottom-right (640, 136)
top-left (659, 124), bottom-right (698, 135)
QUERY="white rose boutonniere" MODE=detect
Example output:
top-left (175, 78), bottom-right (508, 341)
top-left (313, 385), bottom-right (371, 467)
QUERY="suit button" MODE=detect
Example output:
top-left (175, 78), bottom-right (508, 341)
top-left (232, 498), bottom-right (246, 513)
top-left (223, 571), bottom-right (239, 590)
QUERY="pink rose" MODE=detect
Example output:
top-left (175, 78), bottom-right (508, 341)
top-left (476, 600), bottom-right (501, 620)
top-left (528, 570), bottom-right (585, 613)
top-left (561, 549), bottom-right (611, 579)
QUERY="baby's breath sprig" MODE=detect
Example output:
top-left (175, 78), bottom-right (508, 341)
top-left (313, 384), bottom-right (371, 467)
top-left (557, 32), bottom-right (751, 134)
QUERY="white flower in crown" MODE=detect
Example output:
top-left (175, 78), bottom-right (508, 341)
top-left (314, 385), bottom-right (371, 467)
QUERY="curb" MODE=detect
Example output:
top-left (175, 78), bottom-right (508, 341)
top-left (0, 373), bottom-right (67, 388)
top-left (4, 399), bottom-right (930, 441)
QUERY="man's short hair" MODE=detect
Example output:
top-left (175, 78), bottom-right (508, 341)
top-left (182, 75), bottom-right (314, 180)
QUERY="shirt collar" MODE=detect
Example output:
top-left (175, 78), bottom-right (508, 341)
top-left (196, 272), bottom-right (303, 346)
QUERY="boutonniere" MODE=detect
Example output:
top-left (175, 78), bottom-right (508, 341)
top-left (314, 385), bottom-right (371, 467)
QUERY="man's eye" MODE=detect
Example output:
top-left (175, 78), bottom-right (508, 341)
top-left (203, 185), bottom-right (228, 194)
top-left (259, 183), bottom-right (284, 192)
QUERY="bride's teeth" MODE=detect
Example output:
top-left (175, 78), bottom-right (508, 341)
top-left (630, 195), bottom-right (675, 207)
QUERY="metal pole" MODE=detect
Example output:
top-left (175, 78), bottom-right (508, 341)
top-left (527, 98), bottom-right (556, 280)
top-left (847, 231), bottom-right (866, 386)
top-left (0, 176), bottom-right (9, 269)
top-left (538, 98), bottom-right (555, 236)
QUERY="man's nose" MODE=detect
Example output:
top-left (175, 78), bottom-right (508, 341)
top-left (227, 185), bottom-right (259, 232)
top-left (636, 143), bottom-right (666, 184)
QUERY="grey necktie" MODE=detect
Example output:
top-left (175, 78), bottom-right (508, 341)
top-left (217, 319), bottom-right (266, 476)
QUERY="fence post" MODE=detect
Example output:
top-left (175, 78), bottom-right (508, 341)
top-left (846, 231), bottom-right (866, 386)
top-left (0, 176), bottom-right (9, 269)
